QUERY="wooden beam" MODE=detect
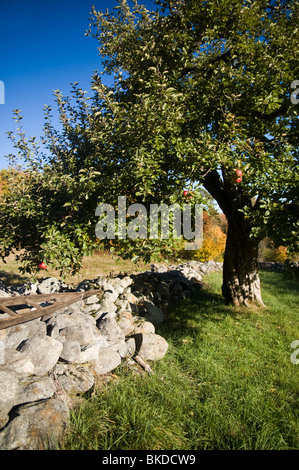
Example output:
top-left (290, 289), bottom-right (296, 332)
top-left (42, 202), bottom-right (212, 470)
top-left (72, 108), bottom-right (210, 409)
top-left (0, 289), bottom-right (102, 330)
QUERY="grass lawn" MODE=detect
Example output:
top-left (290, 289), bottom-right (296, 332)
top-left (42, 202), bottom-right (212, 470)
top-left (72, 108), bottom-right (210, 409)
top-left (62, 270), bottom-right (299, 450)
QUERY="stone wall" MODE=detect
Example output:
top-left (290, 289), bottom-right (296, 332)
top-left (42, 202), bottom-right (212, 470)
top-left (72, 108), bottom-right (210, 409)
top-left (0, 261), bottom-right (222, 450)
top-left (258, 261), bottom-right (299, 279)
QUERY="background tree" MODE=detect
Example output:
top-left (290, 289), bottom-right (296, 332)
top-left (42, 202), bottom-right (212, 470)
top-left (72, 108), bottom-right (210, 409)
top-left (0, 170), bottom-right (8, 195)
top-left (193, 211), bottom-right (227, 262)
top-left (1, 0), bottom-right (298, 306)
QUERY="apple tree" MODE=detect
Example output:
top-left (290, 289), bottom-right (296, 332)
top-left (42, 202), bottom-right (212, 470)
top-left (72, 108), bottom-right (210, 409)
top-left (90, 0), bottom-right (299, 305)
top-left (87, 0), bottom-right (299, 306)
top-left (1, 0), bottom-right (298, 307)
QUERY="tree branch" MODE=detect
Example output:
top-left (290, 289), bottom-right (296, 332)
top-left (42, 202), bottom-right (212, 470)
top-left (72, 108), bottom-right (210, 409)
top-left (178, 49), bottom-right (232, 79)
top-left (252, 101), bottom-right (290, 122)
top-left (203, 170), bottom-right (230, 215)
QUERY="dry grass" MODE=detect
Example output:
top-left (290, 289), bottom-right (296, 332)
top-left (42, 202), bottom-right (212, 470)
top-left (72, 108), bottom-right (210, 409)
top-left (0, 250), bottom-right (154, 287)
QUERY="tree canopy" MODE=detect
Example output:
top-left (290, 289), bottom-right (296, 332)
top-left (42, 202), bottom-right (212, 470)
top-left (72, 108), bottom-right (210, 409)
top-left (0, 0), bottom-right (298, 304)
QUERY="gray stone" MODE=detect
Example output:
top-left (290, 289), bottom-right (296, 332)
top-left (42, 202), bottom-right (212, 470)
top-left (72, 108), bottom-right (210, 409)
top-left (63, 300), bottom-right (85, 314)
top-left (16, 376), bottom-right (55, 405)
top-left (75, 339), bottom-right (109, 364)
top-left (28, 282), bottom-right (38, 295)
top-left (133, 318), bottom-right (155, 335)
top-left (84, 294), bottom-right (101, 305)
top-left (93, 298), bottom-right (117, 319)
top-left (115, 299), bottom-right (131, 313)
top-left (96, 317), bottom-right (127, 357)
top-left (46, 322), bottom-right (60, 339)
top-left (26, 318), bottom-right (47, 337)
top-left (3, 323), bottom-right (30, 350)
top-left (52, 364), bottom-right (94, 395)
top-left (83, 303), bottom-right (102, 315)
top-left (0, 398), bottom-right (69, 450)
top-left (0, 370), bottom-right (19, 429)
top-left (126, 292), bottom-right (140, 305)
top-left (198, 264), bottom-right (208, 274)
top-left (57, 323), bottom-right (99, 347)
top-left (18, 336), bottom-right (63, 376)
top-left (46, 309), bottom-right (94, 334)
top-left (117, 340), bottom-right (129, 358)
top-left (97, 317), bottom-right (125, 348)
top-left (0, 289), bottom-right (10, 297)
top-left (102, 290), bottom-right (118, 303)
top-left (110, 281), bottom-right (125, 295)
top-left (0, 329), bottom-right (7, 344)
top-left (69, 311), bottom-right (98, 327)
top-left (117, 311), bottom-right (135, 336)
top-left (92, 348), bottom-right (122, 375)
top-left (37, 277), bottom-right (61, 294)
top-left (118, 276), bottom-right (133, 289)
top-left (125, 337), bottom-right (136, 358)
top-left (59, 341), bottom-right (81, 363)
top-left (133, 333), bottom-right (168, 361)
top-left (95, 276), bottom-right (109, 287)
top-left (4, 350), bottom-right (35, 376)
top-left (143, 300), bottom-right (164, 326)
top-left (104, 282), bottom-right (117, 292)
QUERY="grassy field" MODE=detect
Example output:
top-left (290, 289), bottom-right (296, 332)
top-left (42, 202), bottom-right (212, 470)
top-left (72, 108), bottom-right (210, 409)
top-left (0, 251), bottom-right (152, 287)
top-left (61, 270), bottom-right (299, 450)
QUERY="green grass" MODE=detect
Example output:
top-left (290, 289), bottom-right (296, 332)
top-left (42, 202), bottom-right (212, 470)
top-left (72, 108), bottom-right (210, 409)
top-left (62, 271), bottom-right (299, 450)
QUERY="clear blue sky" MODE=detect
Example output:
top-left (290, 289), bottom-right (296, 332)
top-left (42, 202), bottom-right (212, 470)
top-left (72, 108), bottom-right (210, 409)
top-left (0, 0), bottom-right (155, 170)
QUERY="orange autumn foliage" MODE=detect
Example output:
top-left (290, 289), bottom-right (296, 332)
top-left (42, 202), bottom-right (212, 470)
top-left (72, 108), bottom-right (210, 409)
top-left (194, 211), bottom-right (227, 261)
top-left (0, 169), bottom-right (27, 197)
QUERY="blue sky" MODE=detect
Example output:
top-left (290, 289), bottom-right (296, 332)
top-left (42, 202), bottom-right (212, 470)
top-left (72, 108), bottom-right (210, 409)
top-left (0, 0), bottom-right (155, 170)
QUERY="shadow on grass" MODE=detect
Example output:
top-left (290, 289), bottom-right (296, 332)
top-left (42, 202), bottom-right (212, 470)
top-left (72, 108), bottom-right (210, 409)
top-left (0, 270), bottom-right (30, 286)
top-left (259, 270), bottom-right (299, 295)
top-left (157, 269), bottom-right (299, 345)
top-left (157, 283), bottom-right (235, 342)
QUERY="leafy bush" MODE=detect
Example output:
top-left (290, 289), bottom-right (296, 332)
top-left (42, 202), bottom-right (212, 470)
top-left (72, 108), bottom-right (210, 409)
top-left (258, 238), bottom-right (297, 263)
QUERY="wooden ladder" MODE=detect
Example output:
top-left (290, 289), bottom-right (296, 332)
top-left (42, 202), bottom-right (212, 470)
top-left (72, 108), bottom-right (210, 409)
top-left (0, 289), bottom-right (102, 330)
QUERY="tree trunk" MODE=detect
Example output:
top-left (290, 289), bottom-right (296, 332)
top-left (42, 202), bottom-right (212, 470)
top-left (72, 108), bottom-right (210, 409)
top-left (203, 170), bottom-right (265, 307)
top-left (222, 220), bottom-right (264, 307)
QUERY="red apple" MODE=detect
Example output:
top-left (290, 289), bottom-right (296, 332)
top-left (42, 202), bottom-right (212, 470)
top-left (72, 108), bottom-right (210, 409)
top-left (235, 177), bottom-right (242, 184)
top-left (183, 190), bottom-right (189, 196)
top-left (38, 262), bottom-right (47, 270)
top-left (235, 169), bottom-right (243, 177)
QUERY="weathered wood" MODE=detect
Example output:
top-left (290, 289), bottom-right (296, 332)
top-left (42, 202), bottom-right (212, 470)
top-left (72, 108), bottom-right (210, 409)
top-left (133, 354), bottom-right (154, 375)
top-left (0, 289), bottom-right (102, 330)
top-left (0, 303), bottom-right (18, 317)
